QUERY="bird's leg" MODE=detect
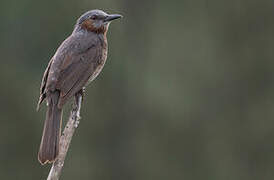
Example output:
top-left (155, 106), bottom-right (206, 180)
top-left (80, 87), bottom-right (86, 99)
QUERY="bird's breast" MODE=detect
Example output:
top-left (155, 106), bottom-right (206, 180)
top-left (86, 39), bottom-right (108, 84)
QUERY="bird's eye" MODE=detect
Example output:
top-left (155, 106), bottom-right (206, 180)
top-left (91, 15), bottom-right (97, 20)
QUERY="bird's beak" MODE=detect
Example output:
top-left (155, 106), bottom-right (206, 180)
top-left (104, 14), bottom-right (123, 22)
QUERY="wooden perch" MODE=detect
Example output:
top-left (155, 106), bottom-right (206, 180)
top-left (47, 94), bottom-right (82, 180)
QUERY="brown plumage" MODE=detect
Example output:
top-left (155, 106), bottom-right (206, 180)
top-left (37, 10), bottom-right (122, 165)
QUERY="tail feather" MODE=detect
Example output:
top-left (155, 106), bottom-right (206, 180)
top-left (38, 91), bottom-right (62, 165)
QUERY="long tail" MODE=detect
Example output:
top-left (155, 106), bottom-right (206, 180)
top-left (38, 91), bottom-right (62, 165)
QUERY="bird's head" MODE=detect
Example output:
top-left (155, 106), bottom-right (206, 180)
top-left (75, 10), bottom-right (122, 34)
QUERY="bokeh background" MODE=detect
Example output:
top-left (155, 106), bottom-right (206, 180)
top-left (0, 0), bottom-right (274, 179)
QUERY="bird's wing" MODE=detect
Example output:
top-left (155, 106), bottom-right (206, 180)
top-left (38, 35), bottom-right (102, 109)
top-left (37, 36), bottom-right (73, 110)
top-left (37, 58), bottom-right (53, 110)
top-left (54, 43), bottom-right (101, 108)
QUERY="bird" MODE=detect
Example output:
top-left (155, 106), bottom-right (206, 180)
top-left (37, 9), bottom-right (122, 165)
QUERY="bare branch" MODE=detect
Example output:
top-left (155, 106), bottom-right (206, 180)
top-left (47, 94), bottom-right (82, 180)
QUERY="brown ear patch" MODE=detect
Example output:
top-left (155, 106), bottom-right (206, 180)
top-left (81, 19), bottom-right (107, 34)
top-left (81, 19), bottom-right (94, 31)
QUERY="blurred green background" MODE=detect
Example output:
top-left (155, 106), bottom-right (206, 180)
top-left (0, 0), bottom-right (274, 179)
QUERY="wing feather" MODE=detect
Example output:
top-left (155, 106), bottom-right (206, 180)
top-left (56, 45), bottom-right (100, 107)
top-left (38, 34), bottom-right (102, 109)
top-left (37, 59), bottom-right (53, 110)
